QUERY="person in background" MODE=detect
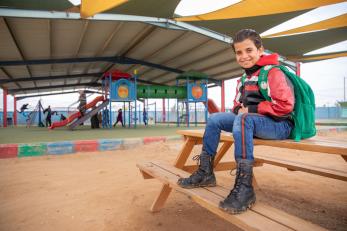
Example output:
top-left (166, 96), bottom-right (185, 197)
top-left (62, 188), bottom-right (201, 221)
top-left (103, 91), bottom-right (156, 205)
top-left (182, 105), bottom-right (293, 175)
top-left (98, 111), bottom-right (102, 128)
top-left (113, 108), bottom-right (124, 127)
top-left (90, 106), bottom-right (100, 129)
top-left (143, 108), bottom-right (148, 126)
top-left (60, 113), bottom-right (67, 121)
top-left (20, 103), bottom-right (29, 113)
top-left (78, 90), bottom-right (87, 117)
top-left (43, 105), bottom-right (52, 127)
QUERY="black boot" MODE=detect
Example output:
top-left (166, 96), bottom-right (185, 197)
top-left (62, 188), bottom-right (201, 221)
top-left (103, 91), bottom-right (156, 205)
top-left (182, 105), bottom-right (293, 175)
top-left (177, 151), bottom-right (216, 188)
top-left (219, 159), bottom-right (256, 214)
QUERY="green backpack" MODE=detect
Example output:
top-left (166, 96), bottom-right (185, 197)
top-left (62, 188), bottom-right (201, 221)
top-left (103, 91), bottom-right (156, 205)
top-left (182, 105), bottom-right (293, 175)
top-left (241, 65), bottom-right (316, 141)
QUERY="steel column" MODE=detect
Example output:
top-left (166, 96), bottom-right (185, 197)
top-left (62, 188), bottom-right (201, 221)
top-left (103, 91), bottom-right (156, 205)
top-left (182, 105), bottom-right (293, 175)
top-left (13, 96), bottom-right (17, 125)
top-left (221, 80), bottom-right (225, 112)
top-left (3, 88), bottom-right (7, 127)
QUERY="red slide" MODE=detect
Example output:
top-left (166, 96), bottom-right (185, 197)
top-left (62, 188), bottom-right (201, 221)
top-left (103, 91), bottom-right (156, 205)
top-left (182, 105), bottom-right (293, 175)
top-left (206, 98), bottom-right (220, 114)
top-left (50, 96), bottom-right (105, 129)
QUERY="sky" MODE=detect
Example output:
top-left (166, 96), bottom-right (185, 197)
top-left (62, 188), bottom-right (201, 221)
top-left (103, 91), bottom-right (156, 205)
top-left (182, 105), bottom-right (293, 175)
top-left (1, 0), bottom-right (347, 111)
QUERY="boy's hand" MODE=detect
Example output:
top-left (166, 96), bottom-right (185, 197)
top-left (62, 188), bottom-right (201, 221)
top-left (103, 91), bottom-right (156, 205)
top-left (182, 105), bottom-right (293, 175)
top-left (238, 104), bottom-right (248, 114)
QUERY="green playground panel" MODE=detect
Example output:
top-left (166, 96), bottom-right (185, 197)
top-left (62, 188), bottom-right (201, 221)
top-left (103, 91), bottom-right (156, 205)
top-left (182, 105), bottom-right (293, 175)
top-left (137, 85), bottom-right (186, 99)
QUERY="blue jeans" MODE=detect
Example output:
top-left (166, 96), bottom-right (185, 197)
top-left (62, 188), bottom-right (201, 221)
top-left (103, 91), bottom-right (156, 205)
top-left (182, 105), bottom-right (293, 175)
top-left (203, 112), bottom-right (293, 161)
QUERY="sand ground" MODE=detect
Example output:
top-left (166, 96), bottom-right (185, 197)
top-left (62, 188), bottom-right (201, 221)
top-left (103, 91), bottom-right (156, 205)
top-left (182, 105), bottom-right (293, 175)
top-left (0, 132), bottom-right (346, 231)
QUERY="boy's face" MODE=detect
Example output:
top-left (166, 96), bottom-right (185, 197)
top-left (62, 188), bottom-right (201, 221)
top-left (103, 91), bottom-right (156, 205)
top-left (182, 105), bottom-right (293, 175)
top-left (234, 38), bottom-right (263, 69)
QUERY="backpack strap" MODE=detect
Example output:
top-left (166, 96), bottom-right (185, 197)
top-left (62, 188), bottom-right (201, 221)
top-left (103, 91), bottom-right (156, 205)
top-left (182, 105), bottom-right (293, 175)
top-left (258, 65), bottom-right (278, 102)
top-left (241, 73), bottom-right (246, 86)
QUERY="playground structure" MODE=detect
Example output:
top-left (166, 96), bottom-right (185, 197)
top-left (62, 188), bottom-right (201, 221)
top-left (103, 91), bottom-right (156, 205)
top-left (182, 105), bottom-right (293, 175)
top-left (20, 100), bottom-right (45, 128)
top-left (49, 70), bottom-right (219, 130)
top-left (50, 96), bottom-right (107, 130)
top-left (101, 70), bottom-right (219, 128)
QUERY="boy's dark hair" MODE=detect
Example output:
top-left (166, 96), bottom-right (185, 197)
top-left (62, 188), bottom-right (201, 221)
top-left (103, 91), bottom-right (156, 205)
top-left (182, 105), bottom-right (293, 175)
top-left (232, 29), bottom-right (262, 52)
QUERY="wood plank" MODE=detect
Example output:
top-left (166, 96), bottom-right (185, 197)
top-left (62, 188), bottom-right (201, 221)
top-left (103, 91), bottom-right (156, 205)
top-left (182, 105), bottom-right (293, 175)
top-left (137, 161), bottom-right (291, 231)
top-left (182, 161), bottom-right (263, 173)
top-left (183, 162), bottom-right (237, 173)
top-left (208, 186), bottom-right (326, 231)
top-left (137, 161), bottom-right (326, 231)
top-left (255, 155), bottom-right (347, 181)
top-left (140, 169), bottom-right (153, 179)
top-left (177, 130), bottom-right (347, 156)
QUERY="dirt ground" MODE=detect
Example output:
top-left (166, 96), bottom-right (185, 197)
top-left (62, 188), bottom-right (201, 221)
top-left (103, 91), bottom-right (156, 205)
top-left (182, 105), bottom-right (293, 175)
top-left (0, 132), bottom-right (346, 231)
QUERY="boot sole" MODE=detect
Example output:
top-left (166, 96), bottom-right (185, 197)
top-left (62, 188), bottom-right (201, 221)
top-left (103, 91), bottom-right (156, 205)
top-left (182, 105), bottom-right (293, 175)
top-left (219, 198), bottom-right (256, 215)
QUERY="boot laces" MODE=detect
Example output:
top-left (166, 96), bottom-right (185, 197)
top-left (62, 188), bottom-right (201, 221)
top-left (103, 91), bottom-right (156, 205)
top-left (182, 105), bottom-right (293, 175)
top-left (227, 166), bottom-right (246, 199)
top-left (231, 171), bottom-right (243, 196)
top-left (229, 168), bottom-right (236, 176)
top-left (187, 155), bottom-right (204, 178)
top-left (192, 155), bottom-right (201, 165)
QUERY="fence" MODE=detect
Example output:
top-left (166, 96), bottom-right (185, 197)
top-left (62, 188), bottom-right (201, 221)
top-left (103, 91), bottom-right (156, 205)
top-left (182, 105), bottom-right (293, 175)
top-left (0, 107), bottom-right (344, 126)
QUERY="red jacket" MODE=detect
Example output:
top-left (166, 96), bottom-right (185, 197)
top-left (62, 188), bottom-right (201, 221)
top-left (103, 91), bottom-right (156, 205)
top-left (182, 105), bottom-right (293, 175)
top-left (232, 54), bottom-right (294, 119)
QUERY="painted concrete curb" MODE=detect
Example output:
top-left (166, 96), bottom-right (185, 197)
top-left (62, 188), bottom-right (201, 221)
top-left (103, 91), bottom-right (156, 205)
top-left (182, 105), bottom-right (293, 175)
top-left (18, 143), bottom-right (46, 157)
top-left (0, 135), bottom-right (183, 159)
top-left (99, 139), bottom-right (122, 151)
top-left (0, 144), bottom-right (18, 159)
top-left (3, 126), bottom-right (345, 159)
top-left (47, 141), bottom-right (74, 155)
top-left (316, 126), bottom-right (347, 135)
top-left (122, 138), bottom-right (143, 149)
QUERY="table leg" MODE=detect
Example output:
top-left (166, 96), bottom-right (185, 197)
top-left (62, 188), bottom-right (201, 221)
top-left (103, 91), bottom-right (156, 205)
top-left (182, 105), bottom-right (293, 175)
top-left (150, 184), bottom-right (172, 212)
top-left (214, 141), bottom-right (233, 167)
top-left (174, 138), bottom-right (197, 168)
top-left (150, 137), bottom-right (197, 212)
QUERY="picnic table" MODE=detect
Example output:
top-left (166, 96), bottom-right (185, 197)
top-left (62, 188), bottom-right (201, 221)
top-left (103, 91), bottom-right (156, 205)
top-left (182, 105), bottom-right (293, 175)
top-left (137, 129), bottom-right (347, 230)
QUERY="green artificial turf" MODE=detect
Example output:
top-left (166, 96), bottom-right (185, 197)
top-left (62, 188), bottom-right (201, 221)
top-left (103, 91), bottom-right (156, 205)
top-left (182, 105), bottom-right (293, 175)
top-left (0, 124), bottom-right (204, 144)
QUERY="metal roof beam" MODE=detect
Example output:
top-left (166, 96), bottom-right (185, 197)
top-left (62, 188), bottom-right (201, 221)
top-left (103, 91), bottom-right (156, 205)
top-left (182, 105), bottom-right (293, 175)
top-left (74, 21), bottom-right (90, 86)
top-left (9, 83), bottom-right (101, 94)
top-left (8, 77), bottom-right (161, 94)
top-left (0, 67), bottom-right (22, 89)
top-left (0, 9), bottom-right (232, 44)
top-left (147, 47), bottom-right (231, 82)
top-left (2, 17), bottom-right (35, 87)
top-left (99, 25), bottom-right (158, 83)
top-left (136, 79), bottom-right (166, 86)
top-left (134, 31), bottom-right (191, 76)
top-left (0, 56), bottom-right (183, 73)
top-left (83, 22), bottom-right (124, 77)
top-left (0, 56), bottom-right (120, 66)
top-left (160, 76), bottom-right (220, 85)
top-left (0, 72), bottom-right (103, 84)
top-left (16, 89), bottom-right (102, 101)
top-left (144, 38), bottom-right (213, 81)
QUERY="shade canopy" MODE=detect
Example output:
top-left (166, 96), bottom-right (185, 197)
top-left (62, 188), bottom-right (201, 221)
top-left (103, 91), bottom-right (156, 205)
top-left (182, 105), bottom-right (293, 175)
top-left (0, 0), bottom-right (344, 97)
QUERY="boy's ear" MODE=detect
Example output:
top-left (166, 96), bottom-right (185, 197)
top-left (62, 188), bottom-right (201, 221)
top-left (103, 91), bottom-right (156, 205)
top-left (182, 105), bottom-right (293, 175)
top-left (259, 46), bottom-right (264, 54)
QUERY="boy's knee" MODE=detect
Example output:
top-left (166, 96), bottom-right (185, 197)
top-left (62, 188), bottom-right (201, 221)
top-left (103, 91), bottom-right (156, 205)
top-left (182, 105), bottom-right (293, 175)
top-left (241, 114), bottom-right (255, 129)
top-left (207, 113), bottom-right (223, 127)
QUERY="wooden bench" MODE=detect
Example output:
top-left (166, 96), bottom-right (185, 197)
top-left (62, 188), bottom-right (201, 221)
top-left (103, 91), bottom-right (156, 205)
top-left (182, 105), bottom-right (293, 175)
top-left (137, 129), bottom-right (347, 230)
top-left (177, 130), bottom-right (347, 182)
